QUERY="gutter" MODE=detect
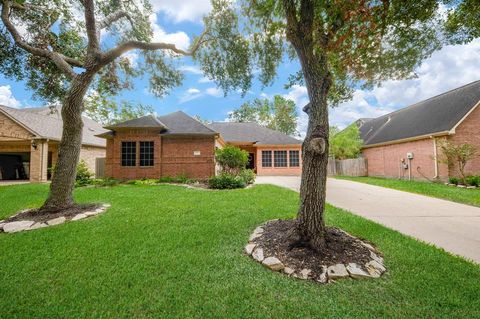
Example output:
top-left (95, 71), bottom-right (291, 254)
top-left (362, 131), bottom-right (451, 149)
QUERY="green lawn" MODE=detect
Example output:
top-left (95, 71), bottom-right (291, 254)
top-left (336, 176), bottom-right (480, 207)
top-left (0, 184), bottom-right (479, 318)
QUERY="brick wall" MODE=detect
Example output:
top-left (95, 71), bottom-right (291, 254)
top-left (105, 131), bottom-right (215, 180)
top-left (362, 138), bottom-right (449, 180)
top-left (0, 112), bottom-right (34, 141)
top-left (447, 105), bottom-right (480, 177)
top-left (79, 145), bottom-right (106, 177)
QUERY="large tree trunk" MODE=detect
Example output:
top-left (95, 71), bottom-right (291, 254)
top-left (295, 50), bottom-right (332, 250)
top-left (41, 72), bottom-right (95, 212)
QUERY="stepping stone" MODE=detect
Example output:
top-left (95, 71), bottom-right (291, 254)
top-left (327, 264), bottom-right (349, 279)
top-left (84, 211), bottom-right (99, 216)
top-left (72, 213), bottom-right (87, 221)
top-left (252, 248), bottom-right (264, 262)
top-left (262, 257), bottom-right (284, 271)
top-left (29, 222), bottom-right (48, 230)
top-left (300, 268), bottom-right (311, 279)
top-left (253, 226), bottom-right (264, 234)
top-left (370, 251), bottom-right (384, 264)
top-left (249, 232), bottom-right (262, 241)
top-left (3, 221), bottom-right (35, 233)
top-left (346, 263), bottom-right (373, 279)
top-left (244, 243), bottom-right (256, 255)
top-left (46, 217), bottom-right (66, 226)
top-left (366, 260), bottom-right (386, 275)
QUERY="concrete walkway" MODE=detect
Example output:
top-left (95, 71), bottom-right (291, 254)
top-left (255, 176), bottom-right (480, 263)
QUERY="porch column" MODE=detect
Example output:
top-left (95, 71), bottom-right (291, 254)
top-left (30, 139), bottom-right (48, 182)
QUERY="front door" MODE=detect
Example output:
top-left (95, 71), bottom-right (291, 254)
top-left (247, 153), bottom-right (255, 170)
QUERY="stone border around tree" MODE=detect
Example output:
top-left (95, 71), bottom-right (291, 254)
top-left (245, 220), bottom-right (387, 283)
top-left (0, 204), bottom-right (111, 234)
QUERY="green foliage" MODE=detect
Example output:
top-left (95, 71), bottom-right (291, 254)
top-left (157, 174), bottom-right (192, 184)
top-left (329, 124), bottom-right (363, 160)
top-left (126, 179), bottom-right (158, 185)
top-left (84, 94), bottom-right (154, 125)
top-left (238, 169), bottom-right (256, 185)
top-left (229, 95), bottom-right (298, 135)
top-left (208, 173), bottom-right (246, 189)
top-left (91, 178), bottom-right (120, 187)
top-left (438, 141), bottom-right (478, 184)
top-left (215, 146), bottom-right (249, 174)
top-left (465, 176), bottom-right (480, 187)
top-left (75, 160), bottom-right (93, 187)
top-left (448, 177), bottom-right (459, 185)
top-left (444, 0), bottom-right (480, 44)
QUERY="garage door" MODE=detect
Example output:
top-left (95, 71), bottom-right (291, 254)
top-left (0, 153), bottom-right (30, 180)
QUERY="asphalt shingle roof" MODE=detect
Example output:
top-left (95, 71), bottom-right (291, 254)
top-left (105, 115), bottom-right (167, 129)
top-left (0, 105), bottom-right (107, 147)
top-left (358, 80), bottom-right (480, 146)
top-left (207, 122), bottom-right (302, 145)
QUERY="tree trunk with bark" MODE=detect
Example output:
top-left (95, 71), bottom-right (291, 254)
top-left (294, 43), bottom-right (332, 250)
top-left (40, 72), bottom-right (95, 212)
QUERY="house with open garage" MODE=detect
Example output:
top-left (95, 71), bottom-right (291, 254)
top-left (97, 111), bottom-right (303, 180)
top-left (0, 105), bottom-right (106, 182)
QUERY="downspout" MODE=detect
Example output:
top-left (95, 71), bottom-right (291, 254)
top-left (432, 136), bottom-right (439, 179)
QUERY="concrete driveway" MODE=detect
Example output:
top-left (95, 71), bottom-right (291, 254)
top-left (255, 176), bottom-right (480, 263)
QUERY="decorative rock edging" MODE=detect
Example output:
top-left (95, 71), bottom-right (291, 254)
top-left (0, 203), bottom-right (111, 234)
top-left (245, 220), bottom-right (387, 283)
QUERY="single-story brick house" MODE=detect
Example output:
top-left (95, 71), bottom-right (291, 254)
top-left (358, 80), bottom-right (480, 180)
top-left (98, 111), bottom-right (302, 180)
top-left (0, 105), bottom-right (106, 182)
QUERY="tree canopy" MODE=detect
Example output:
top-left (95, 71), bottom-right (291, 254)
top-left (329, 124), bottom-right (363, 160)
top-left (229, 95), bottom-right (298, 136)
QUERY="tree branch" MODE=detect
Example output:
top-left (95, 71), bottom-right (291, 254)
top-left (1, 0), bottom-right (79, 78)
top-left (82, 0), bottom-right (100, 55)
top-left (100, 28), bottom-right (208, 66)
top-left (282, 0), bottom-right (299, 44)
top-left (98, 9), bottom-right (132, 30)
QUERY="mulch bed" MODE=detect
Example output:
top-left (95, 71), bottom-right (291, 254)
top-left (5, 203), bottom-right (101, 223)
top-left (256, 219), bottom-right (373, 282)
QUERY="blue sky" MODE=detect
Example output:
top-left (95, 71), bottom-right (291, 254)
top-left (1, 0), bottom-right (480, 136)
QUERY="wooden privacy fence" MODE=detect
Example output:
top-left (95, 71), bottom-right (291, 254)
top-left (327, 157), bottom-right (368, 176)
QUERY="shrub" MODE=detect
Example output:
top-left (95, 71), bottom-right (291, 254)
top-left (208, 173), bottom-right (246, 189)
top-left (239, 169), bottom-right (256, 185)
top-left (466, 176), bottom-right (480, 187)
top-left (215, 146), bottom-right (248, 175)
top-left (91, 178), bottom-right (120, 187)
top-left (127, 178), bottom-right (158, 185)
top-left (448, 177), bottom-right (459, 185)
top-left (75, 160), bottom-right (93, 187)
top-left (158, 174), bottom-right (192, 184)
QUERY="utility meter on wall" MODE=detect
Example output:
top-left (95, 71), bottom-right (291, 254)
top-left (406, 152), bottom-right (414, 159)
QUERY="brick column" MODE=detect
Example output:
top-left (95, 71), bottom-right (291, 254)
top-left (30, 139), bottom-right (48, 182)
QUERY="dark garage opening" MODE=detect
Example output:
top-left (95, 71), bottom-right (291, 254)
top-left (0, 153), bottom-right (30, 180)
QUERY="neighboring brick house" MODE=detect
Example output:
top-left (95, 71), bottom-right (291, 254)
top-left (0, 105), bottom-right (106, 182)
top-left (98, 111), bottom-right (303, 180)
top-left (357, 80), bottom-right (480, 180)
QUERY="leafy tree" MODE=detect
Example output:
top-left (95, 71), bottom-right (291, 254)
top-left (229, 95), bottom-right (298, 135)
top-left (329, 124), bottom-right (363, 160)
top-left (0, 0), bottom-right (242, 213)
top-left (438, 141), bottom-right (477, 185)
top-left (444, 0), bottom-right (480, 44)
top-left (197, 0), bottom-right (444, 249)
top-left (215, 145), bottom-right (248, 175)
top-left (84, 93), bottom-right (154, 125)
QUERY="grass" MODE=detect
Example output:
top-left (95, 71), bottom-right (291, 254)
top-left (0, 183), bottom-right (479, 318)
top-left (336, 176), bottom-right (480, 207)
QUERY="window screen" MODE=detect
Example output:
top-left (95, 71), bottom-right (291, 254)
top-left (289, 150), bottom-right (300, 167)
top-left (140, 141), bottom-right (154, 167)
top-left (274, 150), bottom-right (287, 167)
top-left (121, 141), bottom-right (136, 167)
top-left (262, 151), bottom-right (272, 167)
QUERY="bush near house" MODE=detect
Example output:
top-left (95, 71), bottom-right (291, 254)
top-left (75, 160), bottom-right (94, 187)
top-left (210, 146), bottom-right (256, 189)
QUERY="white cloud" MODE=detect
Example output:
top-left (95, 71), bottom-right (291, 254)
top-left (179, 87), bottom-right (202, 103)
top-left (150, 0), bottom-right (212, 23)
top-left (149, 14), bottom-right (191, 51)
top-left (198, 76), bottom-right (213, 84)
top-left (206, 87), bottom-right (222, 97)
top-left (0, 85), bottom-right (21, 108)
top-left (179, 65), bottom-right (203, 75)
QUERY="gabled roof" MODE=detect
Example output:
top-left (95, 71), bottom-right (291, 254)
top-left (0, 105), bottom-right (107, 147)
top-left (207, 122), bottom-right (302, 145)
top-left (101, 111), bottom-right (217, 136)
top-left (358, 80), bottom-right (480, 147)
